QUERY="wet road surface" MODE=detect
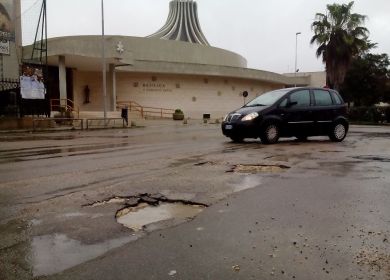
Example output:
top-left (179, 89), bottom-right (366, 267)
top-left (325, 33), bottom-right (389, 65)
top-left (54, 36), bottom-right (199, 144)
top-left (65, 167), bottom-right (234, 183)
top-left (0, 122), bottom-right (389, 279)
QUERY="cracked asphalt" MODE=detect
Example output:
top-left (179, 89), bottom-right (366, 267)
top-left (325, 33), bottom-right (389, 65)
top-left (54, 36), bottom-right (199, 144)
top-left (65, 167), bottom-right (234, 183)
top-left (0, 122), bottom-right (389, 279)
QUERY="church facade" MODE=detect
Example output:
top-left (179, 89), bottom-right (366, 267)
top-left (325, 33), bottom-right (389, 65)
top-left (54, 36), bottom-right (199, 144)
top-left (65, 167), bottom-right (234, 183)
top-left (23, 0), bottom-right (324, 119)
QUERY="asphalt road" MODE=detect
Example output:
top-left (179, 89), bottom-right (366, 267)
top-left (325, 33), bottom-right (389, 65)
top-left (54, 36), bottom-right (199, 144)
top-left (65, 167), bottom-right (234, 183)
top-left (0, 122), bottom-right (389, 280)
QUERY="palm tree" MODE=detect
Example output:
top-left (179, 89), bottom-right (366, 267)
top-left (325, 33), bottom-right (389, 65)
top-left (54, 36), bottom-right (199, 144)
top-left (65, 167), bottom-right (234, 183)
top-left (311, 1), bottom-right (369, 90)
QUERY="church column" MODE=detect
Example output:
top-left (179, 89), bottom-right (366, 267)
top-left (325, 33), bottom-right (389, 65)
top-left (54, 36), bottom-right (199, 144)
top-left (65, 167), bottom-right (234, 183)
top-left (109, 64), bottom-right (116, 111)
top-left (58, 55), bottom-right (67, 106)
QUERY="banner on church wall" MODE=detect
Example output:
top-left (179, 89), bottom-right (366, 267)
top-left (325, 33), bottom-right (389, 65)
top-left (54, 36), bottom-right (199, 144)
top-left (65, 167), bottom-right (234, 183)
top-left (20, 65), bottom-right (46, 100)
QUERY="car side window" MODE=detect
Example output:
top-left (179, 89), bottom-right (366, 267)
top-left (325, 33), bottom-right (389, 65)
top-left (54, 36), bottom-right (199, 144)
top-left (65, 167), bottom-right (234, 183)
top-left (313, 89), bottom-right (333, 106)
top-left (289, 90), bottom-right (311, 107)
top-left (330, 91), bottom-right (343, 105)
top-left (279, 98), bottom-right (288, 107)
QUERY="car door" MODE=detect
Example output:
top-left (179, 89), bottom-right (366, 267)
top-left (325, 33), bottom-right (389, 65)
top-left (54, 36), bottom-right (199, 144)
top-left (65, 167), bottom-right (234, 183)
top-left (311, 89), bottom-right (335, 134)
top-left (279, 89), bottom-right (314, 136)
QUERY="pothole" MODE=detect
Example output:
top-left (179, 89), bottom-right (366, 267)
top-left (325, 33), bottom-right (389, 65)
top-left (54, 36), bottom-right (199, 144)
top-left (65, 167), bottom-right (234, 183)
top-left (193, 161), bottom-right (217, 166)
top-left (227, 164), bottom-right (290, 173)
top-left (116, 202), bottom-right (205, 231)
top-left (84, 193), bottom-right (208, 231)
top-left (351, 155), bottom-right (390, 163)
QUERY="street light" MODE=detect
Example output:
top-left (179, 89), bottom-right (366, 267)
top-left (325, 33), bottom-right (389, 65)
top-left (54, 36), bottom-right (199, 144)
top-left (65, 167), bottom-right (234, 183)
top-left (294, 32), bottom-right (301, 87)
top-left (101, 0), bottom-right (107, 123)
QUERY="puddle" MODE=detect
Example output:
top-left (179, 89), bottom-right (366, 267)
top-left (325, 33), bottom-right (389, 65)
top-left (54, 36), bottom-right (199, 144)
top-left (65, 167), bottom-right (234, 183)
top-left (31, 234), bottom-right (136, 276)
top-left (0, 142), bottom-right (130, 163)
top-left (87, 193), bottom-right (208, 232)
top-left (231, 175), bottom-right (262, 192)
top-left (228, 164), bottom-right (290, 173)
top-left (116, 202), bottom-right (205, 231)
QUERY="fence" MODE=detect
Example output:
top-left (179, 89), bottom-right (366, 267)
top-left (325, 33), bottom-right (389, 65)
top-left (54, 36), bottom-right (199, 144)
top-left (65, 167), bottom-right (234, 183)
top-left (86, 118), bottom-right (125, 129)
top-left (32, 118), bottom-right (84, 131)
top-left (117, 101), bottom-right (175, 119)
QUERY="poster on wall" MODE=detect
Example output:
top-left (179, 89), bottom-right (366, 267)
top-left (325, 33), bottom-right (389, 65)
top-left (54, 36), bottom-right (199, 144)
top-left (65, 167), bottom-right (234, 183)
top-left (0, 0), bottom-right (13, 55)
top-left (20, 65), bottom-right (46, 99)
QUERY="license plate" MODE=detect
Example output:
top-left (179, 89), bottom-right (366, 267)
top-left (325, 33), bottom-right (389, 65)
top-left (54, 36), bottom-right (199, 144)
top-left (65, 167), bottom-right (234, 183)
top-left (225, 125), bottom-right (233, 130)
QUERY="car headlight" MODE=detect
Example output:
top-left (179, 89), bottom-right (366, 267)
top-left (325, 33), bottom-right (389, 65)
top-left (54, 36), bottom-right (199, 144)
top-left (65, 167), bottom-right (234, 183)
top-left (241, 112), bottom-right (259, 121)
top-left (223, 114), bottom-right (229, 122)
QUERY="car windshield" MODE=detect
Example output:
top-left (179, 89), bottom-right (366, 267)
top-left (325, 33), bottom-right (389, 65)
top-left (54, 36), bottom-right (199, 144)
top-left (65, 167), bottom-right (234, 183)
top-left (245, 89), bottom-right (290, 107)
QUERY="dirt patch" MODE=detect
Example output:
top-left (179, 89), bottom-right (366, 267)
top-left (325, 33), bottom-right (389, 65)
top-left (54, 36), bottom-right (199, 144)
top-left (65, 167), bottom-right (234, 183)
top-left (355, 249), bottom-right (390, 278)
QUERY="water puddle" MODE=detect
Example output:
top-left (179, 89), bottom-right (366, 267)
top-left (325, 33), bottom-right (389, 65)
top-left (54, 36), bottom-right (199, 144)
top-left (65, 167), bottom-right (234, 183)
top-left (228, 164), bottom-right (290, 173)
top-left (31, 234), bottom-right (136, 276)
top-left (231, 175), bottom-right (262, 192)
top-left (116, 202), bottom-right (205, 231)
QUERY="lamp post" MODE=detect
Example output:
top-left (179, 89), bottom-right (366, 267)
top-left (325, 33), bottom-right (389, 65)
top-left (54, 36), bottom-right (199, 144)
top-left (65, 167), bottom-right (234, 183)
top-left (294, 32), bottom-right (301, 87)
top-left (101, 0), bottom-right (107, 123)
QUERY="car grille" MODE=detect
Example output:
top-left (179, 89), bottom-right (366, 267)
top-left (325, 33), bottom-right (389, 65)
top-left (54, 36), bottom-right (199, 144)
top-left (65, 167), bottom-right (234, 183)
top-left (226, 114), bottom-right (241, 122)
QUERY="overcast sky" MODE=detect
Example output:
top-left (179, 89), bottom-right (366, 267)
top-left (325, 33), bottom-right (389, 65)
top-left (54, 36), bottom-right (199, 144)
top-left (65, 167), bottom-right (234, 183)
top-left (21, 0), bottom-right (390, 74)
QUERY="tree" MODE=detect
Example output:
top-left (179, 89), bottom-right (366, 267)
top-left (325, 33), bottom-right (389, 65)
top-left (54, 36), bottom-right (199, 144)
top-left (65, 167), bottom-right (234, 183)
top-left (340, 53), bottom-right (390, 106)
top-left (311, 1), bottom-right (369, 90)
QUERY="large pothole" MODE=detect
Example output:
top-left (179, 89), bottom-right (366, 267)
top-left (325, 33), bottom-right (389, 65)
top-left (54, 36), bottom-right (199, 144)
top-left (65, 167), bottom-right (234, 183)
top-left (228, 164), bottom-right (290, 173)
top-left (116, 202), bottom-right (205, 231)
top-left (85, 193), bottom-right (208, 231)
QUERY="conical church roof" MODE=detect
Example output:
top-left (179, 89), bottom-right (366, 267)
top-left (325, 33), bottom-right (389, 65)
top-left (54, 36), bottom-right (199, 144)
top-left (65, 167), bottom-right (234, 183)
top-left (147, 0), bottom-right (210, 46)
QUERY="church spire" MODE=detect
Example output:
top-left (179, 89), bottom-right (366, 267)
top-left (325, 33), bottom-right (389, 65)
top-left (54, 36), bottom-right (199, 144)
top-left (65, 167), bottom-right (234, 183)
top-left (147, 0), bottom-right (210, 46)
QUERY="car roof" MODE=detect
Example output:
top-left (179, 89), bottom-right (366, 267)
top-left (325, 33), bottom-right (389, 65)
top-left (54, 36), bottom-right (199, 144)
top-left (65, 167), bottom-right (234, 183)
top-left (288, 86), bottom-right (336, 91)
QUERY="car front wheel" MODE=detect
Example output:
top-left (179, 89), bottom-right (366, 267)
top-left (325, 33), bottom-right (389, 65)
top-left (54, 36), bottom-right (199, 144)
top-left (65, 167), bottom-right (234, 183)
top-left (260, 123), bottom-right (280, 144)
top-left (329, 122), bottom-right (347, 142)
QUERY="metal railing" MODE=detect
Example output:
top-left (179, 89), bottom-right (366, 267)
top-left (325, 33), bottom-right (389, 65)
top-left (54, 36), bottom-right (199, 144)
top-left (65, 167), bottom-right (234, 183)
top-left (33, 118), bottom-right (126, 130)
top-left (117, 101), bottom-right (175, 119)
top-left (0, 78), bottom-right (19, 91)
top-left (86, 118), bottom-right (125, 129)
top-left (32, 118), bottom-right (84, 131)
top-left (50, 99), bottom-right (80, 118)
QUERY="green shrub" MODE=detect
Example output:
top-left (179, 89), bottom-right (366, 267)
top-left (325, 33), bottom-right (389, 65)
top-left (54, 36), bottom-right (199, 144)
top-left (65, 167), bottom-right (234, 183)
top-left (173, 109), bottom-right (184, 120)
top-left (348, 107), bottom-right (368, 122)
top-left (365, 107), bottom-right (383, 123)
top-left (348, 106), bottom-right (387, 123)
top-left (174, 109), bottom-right (183, 114)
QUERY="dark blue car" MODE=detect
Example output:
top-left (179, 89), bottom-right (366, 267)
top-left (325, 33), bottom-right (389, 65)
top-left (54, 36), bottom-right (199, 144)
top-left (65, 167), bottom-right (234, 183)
top-left (222, 87), bottom-right (349, 144)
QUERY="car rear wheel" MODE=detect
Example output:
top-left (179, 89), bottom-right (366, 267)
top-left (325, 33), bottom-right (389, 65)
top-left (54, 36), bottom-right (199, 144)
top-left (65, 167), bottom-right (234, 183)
top-left (260, 123), bottom-right (280, 144)
top-left (329, 122), bottom-right (347, 142)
